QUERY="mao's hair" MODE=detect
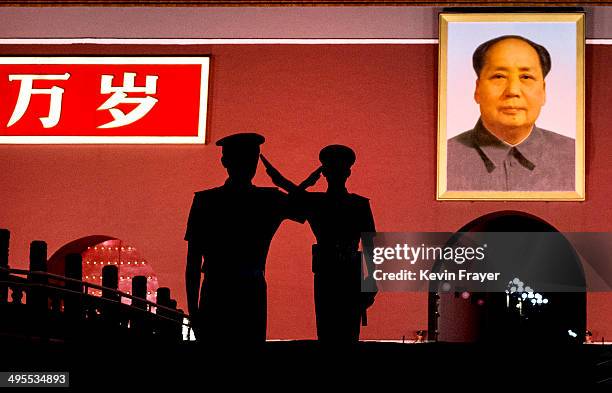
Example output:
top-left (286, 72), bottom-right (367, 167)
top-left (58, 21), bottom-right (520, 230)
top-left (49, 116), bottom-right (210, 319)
top-left (472, 35), bottom-right (552, 78)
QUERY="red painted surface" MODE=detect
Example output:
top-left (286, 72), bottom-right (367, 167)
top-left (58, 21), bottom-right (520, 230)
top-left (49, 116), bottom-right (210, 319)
top-left (1, 44), bottom-right (611, 340)
top-left (0, 62), bottom-right (203, 137)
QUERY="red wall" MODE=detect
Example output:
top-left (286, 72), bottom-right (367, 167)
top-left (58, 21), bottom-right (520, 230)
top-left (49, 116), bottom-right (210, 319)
top-left (1, 44), bottom-right (611, 340)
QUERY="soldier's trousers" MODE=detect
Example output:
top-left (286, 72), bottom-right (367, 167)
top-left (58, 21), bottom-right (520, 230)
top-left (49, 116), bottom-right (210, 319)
top-left (196, 275), bottom-right (267, 346)
top-left (314, 273), bottom-right (361, 344)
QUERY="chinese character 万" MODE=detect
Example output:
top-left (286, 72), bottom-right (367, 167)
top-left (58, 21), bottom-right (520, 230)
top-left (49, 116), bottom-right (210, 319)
top-left (7, 73), bottom-right (71, 128)
top-left (97, 72), bottom-right (158, 128)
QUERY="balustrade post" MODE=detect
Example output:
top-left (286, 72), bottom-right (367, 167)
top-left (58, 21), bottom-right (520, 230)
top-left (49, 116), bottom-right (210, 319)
top-left (28, 240), bottom-right (48, 311)
top-left (156, 287), bottom-right (171, 339)
top-left (0, 229), bottom-right (9, 304)
top-left (101, 265), bottom-right (120, 328)
top-left (169, 299), bottom-right (183, 341)
top-left (130, 275), bottom-right (149, 336)
top-left (64, 253), bottom-right (84, 321)
top-left (27, 240), bottom-right (48, 339)
top-left (131, 276), bottom-right (147, 310)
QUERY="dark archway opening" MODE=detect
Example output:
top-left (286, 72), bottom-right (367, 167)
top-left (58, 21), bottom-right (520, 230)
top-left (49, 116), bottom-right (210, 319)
top-left (428, 210), bottom-right (586, 344)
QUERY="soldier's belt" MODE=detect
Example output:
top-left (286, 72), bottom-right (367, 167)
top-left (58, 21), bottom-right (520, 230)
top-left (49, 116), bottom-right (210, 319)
top-left (203, 267), bottom-right (265, 279)
top-left (312, 244), bottom-right (361, 274)
top-left (312, 244), bottom-right (359, 255)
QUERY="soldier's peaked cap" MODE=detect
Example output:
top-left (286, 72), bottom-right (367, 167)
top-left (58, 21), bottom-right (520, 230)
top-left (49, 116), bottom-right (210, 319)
top-left (215, 133), bottom-right (265, 149)
top-left (319, 144), bottom-right (356, 168)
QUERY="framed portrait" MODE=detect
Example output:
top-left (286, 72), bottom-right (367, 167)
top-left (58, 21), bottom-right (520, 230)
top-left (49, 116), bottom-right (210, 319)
top-left (437, 13), bottom-right (585, 201)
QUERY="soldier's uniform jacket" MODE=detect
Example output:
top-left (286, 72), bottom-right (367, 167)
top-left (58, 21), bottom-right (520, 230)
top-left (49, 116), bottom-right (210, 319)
top-left (291, 188), bottom-right (376, 343)
top-left (184, 180), bottom-right (301, 342)
top-left (292, 190), bottom-right (375, 258)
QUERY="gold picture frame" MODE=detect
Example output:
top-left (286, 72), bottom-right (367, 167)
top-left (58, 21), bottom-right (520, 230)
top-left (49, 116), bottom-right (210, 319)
top-left (437, 13), bottom-right (585, 201)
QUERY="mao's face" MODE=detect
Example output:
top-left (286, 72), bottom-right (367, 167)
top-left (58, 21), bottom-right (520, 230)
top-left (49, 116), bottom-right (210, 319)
top-left (474, 39), bottom-right (547, 137)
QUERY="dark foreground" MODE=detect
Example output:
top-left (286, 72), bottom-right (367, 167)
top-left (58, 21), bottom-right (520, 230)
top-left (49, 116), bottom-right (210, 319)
top-left (2, 337), bottom-right (612, 389)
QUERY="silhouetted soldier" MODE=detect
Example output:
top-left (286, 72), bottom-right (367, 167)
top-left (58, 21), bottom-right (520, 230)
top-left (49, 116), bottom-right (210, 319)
top-left (185, 133), bottom-right (303, 346)
top-left (262, 145), bottom-right (377, 344)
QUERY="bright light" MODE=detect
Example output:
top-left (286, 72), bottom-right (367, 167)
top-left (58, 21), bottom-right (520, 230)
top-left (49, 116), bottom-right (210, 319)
top-left (183, 317), bottom-right (196, 341)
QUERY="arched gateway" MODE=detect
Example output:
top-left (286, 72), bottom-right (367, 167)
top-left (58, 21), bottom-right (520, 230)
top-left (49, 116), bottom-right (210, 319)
top-left (428, 211), bottom-right (586, 344)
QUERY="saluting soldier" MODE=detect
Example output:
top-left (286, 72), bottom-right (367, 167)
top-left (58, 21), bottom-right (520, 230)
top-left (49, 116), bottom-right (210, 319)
top-left (184, 133), bottom-right (303, 345)
top-left (261, 145), bottom-right (377, 344)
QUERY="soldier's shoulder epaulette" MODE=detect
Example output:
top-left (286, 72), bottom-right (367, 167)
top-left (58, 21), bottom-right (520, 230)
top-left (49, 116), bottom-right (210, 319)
top-left (253, 186), bottom-right (284, 196)
top-left (256, 186), bottom-right (281, 192)
top-left (349, 193), bottom-right (370, 203)
top-left (195, 186), bottom-right (224, 197)
top-left (308, 192), bottom-right (326, 199)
